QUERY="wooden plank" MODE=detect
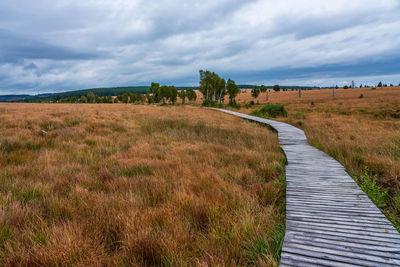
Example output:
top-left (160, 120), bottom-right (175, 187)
top-left (286, 226), bottom-right (400, 243)
top-left (210, 108), bottom-right (400, 266)
top-left (286, 221), bottom-right (400, 237)
top-left (279, 252), bottom-right (360, 267)
top-left (285, 236), bottom-right (400, 259)
top-left (286, 215), bottom-right (396, 230)
top-left (285, 231), bottom-right (400, 253)
top-left (285, 230), bottom-right (400, 249)
top-left (287, 210), bottom-right (393, 224)
top-left (283, 243), bottom-right (400, 266)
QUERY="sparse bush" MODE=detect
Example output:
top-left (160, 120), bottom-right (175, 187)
top-left (359, 94), bottom-right (364, 99)
top-left (291, 111), bottom-right (305, 119)
top-left (356, 167), bottom-right (388, 208)
top-left (251, 103), bottom-right (288, 118)
top-left (201, 99), bottom-right (223, 108)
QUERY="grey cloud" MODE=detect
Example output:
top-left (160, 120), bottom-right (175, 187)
top-left (0, 29), bottom-right (102, 63)
top-left (23, 63), bottom-right (38, 70)
top-left (0, 0), bottom-right (399, 94)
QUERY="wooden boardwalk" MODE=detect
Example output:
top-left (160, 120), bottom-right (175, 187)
top-left (211, 108), bottom-right (400, 267)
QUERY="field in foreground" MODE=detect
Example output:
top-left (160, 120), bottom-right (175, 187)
top-left (245, 86), bottom-right (400, 231)
top-left (0, 104), bottom-right (285, 266)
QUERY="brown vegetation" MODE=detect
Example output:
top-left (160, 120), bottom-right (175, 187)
top-left (0, 104), bottom-right (286, 266)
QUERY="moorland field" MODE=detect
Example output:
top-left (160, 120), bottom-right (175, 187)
top-left (0, 85), bottom-right (399, 266)
top-left (0, 104), bottom-right (286, 266)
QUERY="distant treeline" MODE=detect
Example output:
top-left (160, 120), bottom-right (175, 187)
top-left (23, 87), bottom-right (149, 102)
top-left (1, 80), bottom-right (399, 103)
top-left (21, 86), bottom-right (201, 103)
top-left (237, 85), bottom-right (321, 89)
top-left (0, 95), bottom-right (30, 102)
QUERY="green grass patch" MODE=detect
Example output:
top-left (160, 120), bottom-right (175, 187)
top-left (12, 187), bottom-right (44, 203)
top-left (0, 226), bottom-right (13, 246)
top-left (64, 117), bottom-right (82, 127)
top-left (251, 104), bottom-right (288, 118)
top-left (243, 222), bottom-right (285, 265)
top-left (0, 139), bottom-right (22, 153)
top-left (290, 111), bottom-right (305, 119)
top-left (354, 166), bottom-right (400, 231)
top-left (3, 150), bottom-right (32, 165)
top-left (40, 121), bottom-right (57, 131)
top-left (31, 232), bottom-right (47, 244)
top-left (84, 139), bottom-right (98, 147)
top-left (110, 123), bottom-right (127, 133)
top-left (355, 167), bottom-right (388, 208)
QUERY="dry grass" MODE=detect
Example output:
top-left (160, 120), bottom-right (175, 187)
top-left (242, 86), bottom-right (400, 230)
top-left (191, 85), bottom-right (400, 105)
top-left (0, 103), bottom-right (286, 266)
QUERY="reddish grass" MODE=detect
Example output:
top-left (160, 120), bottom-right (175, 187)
top-left (0, 104), bottom-right (285, 266)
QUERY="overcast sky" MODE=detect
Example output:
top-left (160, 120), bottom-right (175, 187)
top-left (1, 0), bottom-right (400, 94)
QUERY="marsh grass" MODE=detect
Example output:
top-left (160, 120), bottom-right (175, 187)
top-left (0, 104), bottom-right (286, 266)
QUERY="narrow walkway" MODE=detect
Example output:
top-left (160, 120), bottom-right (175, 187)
top-left (211, 108), bottom-right (400, 267)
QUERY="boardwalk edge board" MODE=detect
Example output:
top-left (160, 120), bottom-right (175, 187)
top-left (210, 108), bottom-right (400, 266)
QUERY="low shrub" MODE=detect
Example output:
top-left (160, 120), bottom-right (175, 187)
top-left (251, 104), bottom-right (288, 118)
top-left (201, 100), bottom-right (223, 108)
top-left (291, 111), bottom-right (305, 119)
top-left (355, 166), bottom-right (388, 208)
top-left (229, 101), bottom-right (241, 109)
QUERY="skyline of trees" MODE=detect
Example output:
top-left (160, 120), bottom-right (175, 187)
top-left (23, 74), bottom-right (399, 104)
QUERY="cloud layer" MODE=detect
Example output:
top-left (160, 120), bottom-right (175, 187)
top-left (0, 0), bottom-right (399, 94)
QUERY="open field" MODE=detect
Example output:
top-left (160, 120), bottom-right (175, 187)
top-left (193, 86), bottom-right (400, 105)
top-left (0, 104), bottom-right (286, 266)
top-left (243, 86), bottom-right (400, 230)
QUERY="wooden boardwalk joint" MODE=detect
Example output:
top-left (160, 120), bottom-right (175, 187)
top-left (211, 108), bottom-right (400, 267)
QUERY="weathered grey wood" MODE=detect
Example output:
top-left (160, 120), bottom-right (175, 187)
top-left (210, 108), bottom-right (400, 266)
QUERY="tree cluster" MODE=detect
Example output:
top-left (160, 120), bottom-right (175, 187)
top-left (58, 93), bottom-right (115, 103)
top-left (116, 92), bottom-right (146, 104)
top-left (148, 83), bottom-right (197, 105)
top-left (251, 86), bottom-right (260, 99)
top-left (178, 89), bottom-right (197, 104)
top-left (199, 70), bottom-right (240, 106)
top-left (199, 70), bottom-right (227, 103)
top-left (273, 85), bottom-right (281, 92)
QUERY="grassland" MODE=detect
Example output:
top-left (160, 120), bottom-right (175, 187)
top-left (243, 86), bottom-right (400, 231)
top-left (0, 104), bottom-right (286, 266)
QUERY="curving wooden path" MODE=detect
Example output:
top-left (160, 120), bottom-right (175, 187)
top-left (211, 108), bottom-right (400, 267)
